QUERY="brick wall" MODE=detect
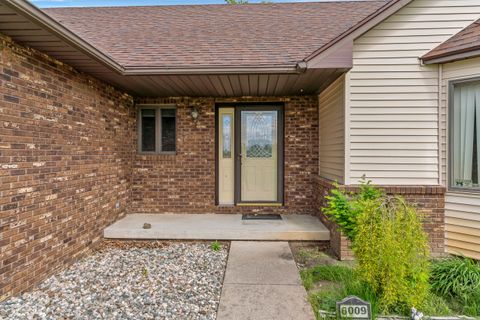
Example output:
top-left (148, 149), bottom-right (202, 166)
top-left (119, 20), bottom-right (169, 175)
top-left (314, 176), bottom-right (446, 260)
top-left (0, 32), bottom-right (319, 301)
top-left (313, 177), bottom-right (353, 260)
top-left (132, 96), bottom-right (319, 214)
top-left (0, 34), bottom-right (135, 301)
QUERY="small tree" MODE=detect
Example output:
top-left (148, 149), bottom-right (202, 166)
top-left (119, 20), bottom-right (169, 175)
top-left (354, 196), bottom-right (430, 313)
top-left (324, 179), bottom-right (430, 314)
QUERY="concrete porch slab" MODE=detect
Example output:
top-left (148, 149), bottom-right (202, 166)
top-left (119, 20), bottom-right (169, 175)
top-left (103, 213), bottom-right (329, 241)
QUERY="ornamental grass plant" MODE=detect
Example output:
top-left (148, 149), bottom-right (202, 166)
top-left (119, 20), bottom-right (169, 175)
top-left (430, 257), bottom-right (480, 316)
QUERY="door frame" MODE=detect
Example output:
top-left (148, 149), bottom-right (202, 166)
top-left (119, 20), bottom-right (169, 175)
top-left (215, 103), bottom-right (284, 205)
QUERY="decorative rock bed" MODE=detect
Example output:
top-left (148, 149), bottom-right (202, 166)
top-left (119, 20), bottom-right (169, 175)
top-left (0, 241), bottom-right (228, 320)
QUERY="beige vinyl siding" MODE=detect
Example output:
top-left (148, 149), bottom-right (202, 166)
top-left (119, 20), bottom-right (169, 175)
top-left (441, 57), bottom-right (480, 260)
top-left (445, 193), bottom-right (480, 260)
top-left (347, 0), bottom-right (480, 185)
top-left (319, 74), bottom-right (345, 183)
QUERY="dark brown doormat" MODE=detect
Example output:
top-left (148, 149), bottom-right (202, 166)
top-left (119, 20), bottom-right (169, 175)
top-left (242, 214), bottom-right (282, 220)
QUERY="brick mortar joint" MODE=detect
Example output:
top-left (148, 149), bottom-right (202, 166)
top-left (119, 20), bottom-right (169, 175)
top-left (0, 32), bottom-right (134, 103)
top-left (313, 175), bottom-right (446, 195)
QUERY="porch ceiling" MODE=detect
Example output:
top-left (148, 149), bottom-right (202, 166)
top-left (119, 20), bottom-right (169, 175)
top-left (100, 69), bottom-right (348, 97)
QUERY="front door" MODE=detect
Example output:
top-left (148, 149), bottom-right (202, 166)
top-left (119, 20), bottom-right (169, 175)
top-left (217, 105), bottom-right (283, 205)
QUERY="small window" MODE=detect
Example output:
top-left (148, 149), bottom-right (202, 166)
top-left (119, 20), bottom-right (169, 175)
top-left (450, 80), bottom-right (480, 190)
top-left (222, 114), bottom-right (232, 158)
top-left (138, 106), bottom-right (176, 153)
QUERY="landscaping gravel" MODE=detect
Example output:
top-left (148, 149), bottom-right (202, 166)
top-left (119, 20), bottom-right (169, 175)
top-left (0, 242), bottom-right (228, 320)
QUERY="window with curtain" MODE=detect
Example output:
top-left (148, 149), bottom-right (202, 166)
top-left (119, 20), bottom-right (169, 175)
top-left (451, 80), bottom-right (480, 190)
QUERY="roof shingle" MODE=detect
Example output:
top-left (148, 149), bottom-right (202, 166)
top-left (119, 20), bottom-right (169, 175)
top-left (422, 19), bottom-right (480, 63)
top-left (43, 1), bottom-right (390, 68)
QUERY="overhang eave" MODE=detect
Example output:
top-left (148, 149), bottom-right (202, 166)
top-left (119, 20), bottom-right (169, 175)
top-left (1, 0), bottom-right (351, 97)
top-left (104, 68), bottom-right (350, 97)
top-left (422, 48), bottom-right (480, 65)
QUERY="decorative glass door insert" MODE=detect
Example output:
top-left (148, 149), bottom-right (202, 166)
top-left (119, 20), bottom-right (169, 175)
top-left (218, 108), bottom-right (235, 204)
top-left (240, 110), bottom-right (278, 202)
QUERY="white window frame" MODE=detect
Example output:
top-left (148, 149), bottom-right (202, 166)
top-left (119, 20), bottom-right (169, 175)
top-left (137, 104), bottom-right (177, 154)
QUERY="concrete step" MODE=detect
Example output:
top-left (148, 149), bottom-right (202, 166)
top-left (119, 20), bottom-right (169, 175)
top-left (103, 213), bottom-right (330, 241)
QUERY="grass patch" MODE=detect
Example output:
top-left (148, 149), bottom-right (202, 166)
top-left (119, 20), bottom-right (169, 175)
top-left (301, 264), bottom-right (354, 290)
top-left (210, 240), bottom-right (221, 252)
top-left (301, 264), bottom-right (381, 317)
top-left (301, 263), bottom-right (464, 319)
top-left (308, 287), bottom-right (343, 317)
top-left (296, 248), bottom-right (330, 266)
top-left (446, 292), bottom-right (480, 317)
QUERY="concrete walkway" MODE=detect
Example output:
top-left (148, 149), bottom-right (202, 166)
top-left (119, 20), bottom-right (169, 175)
top-left (217, 242), bottom-right (315, 320)
top-left (104, 214), bottom-right (329, 241)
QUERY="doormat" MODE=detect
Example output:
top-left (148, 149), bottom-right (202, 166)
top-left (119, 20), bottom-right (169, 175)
top-left (242, 214), bottom-right (282, 220)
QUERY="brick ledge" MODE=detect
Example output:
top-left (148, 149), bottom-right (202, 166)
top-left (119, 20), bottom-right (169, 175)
top-left (313, 176), bottom-right (446, 195)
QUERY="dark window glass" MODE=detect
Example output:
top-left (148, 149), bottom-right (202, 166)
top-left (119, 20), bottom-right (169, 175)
top-left (161, 109), bottom-right (176, 152)
top-left (141, 109), bottom-right (156, 152)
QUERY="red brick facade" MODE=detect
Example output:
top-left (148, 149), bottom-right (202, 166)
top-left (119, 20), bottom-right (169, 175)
top-left (0, 34), bottom-right (320, 301)
top-left (132, 96), bottom-right (319, 215)
top-left (0, 34), bottom-right (135, 301)
top-left (314, 176), bottom-right (446, 260)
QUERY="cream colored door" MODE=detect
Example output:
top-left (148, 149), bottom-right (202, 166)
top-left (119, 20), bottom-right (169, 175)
top-left (218, 108), bottom-right (235, 204)
top-left (240, 110), bottom-right (278, 202)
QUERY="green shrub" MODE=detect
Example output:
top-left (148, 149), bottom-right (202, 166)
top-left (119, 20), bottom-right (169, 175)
top-left (430, 257), bottom-right (480, 316)
top-left (353, 196), bottom-right (430, 314)
top-left (322, 184), bottom-right (355, 240)
top-left (323, 180), bottom-right (431, 315)
top-left (323, 178), bottom-right (383, 241)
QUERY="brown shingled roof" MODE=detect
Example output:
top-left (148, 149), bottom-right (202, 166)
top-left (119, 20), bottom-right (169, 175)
top-left (422, 19), bottom-right (480, 64)
top-left (43, 1), bottom-right (391, 68)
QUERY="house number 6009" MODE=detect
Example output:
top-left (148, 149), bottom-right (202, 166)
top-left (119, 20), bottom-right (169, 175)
top-left (336, 296), bottom-right (372, 320)
top-left (340, 305), bottom-right (368, 317)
